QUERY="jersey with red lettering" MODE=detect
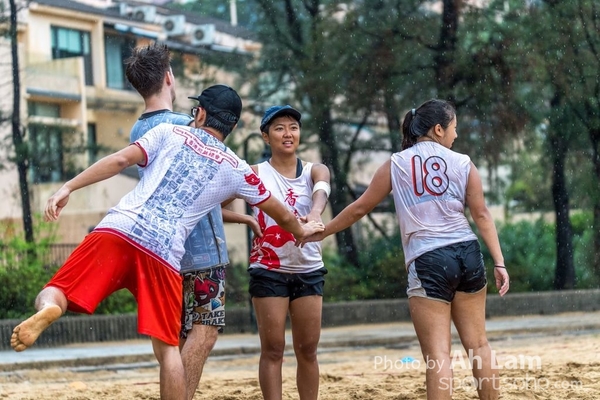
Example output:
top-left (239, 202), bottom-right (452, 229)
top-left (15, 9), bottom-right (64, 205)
top-left (95, 123), bottom-right (270, 272)
top-left (249, 161), bottom-right (323, 273)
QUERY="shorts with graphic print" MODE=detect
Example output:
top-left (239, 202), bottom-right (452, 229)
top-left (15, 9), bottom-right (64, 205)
top-left (180, 265), bottom-right (227, 338)
top-left (407, 240), bottom-right (487, 303)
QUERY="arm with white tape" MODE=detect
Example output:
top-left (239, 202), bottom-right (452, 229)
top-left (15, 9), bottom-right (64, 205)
top-left (305, 163), bottom-right (331, 224)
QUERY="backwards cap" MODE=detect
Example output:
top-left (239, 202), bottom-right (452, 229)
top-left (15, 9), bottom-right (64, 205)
top-left (188, 85), bottom-right (242, 126)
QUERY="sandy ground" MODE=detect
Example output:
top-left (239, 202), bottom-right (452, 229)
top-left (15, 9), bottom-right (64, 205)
top-left (1, 331), bottom-right (599, 400)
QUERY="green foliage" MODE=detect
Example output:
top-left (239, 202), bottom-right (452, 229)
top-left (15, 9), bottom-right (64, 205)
top-left (573, 229), bottom-right (597, 288)
top-left (321, 248), bottom-right (371, 301)
top-left (0, 234), bottom-right (139, 319)
top-left (1, 215), bottom-right (597, 320)
top-left (323, 216), bottom-right (597, 301)
top-left (226, 263), bottom-right (251, 306)
top-left (356, 229), bottom-right (407, 300)
top-left (93, 290), bottom-right (137, 315)
top-left (480, 216), bottom-right (597, 293)
top-left (0, 218), bottom-right (139, 319)
top-left (484, 219), bottom-right (556, 292)
top-left (171, 0), bottom-right (260, 30)
top-left (0, 236), bottom-right (58, 319)
top-left (322, 226), bottom-right (407, 302)
top-left (571, 211), bottom-right (593, 236)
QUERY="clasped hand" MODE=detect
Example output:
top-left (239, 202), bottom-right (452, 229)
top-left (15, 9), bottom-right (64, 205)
top-left (295, 216), bottom-right (327, 247)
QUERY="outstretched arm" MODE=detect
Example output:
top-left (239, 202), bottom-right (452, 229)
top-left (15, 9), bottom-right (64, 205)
top-left (305, 163), bottom-right (331, 224)
top-left (256, 196), bottom-right (323, 240)
top-left (465, 162), bottom-right (509, 296)
top-left (304, 160), bottom-right (392, 243)
top-left (45, 145), bottom-right (146, 221)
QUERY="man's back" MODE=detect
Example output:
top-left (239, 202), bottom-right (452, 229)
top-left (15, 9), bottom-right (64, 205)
top-left (130, 110), bottom-right (229, 270)
top-left (98, 123), bottom-right (269, 271)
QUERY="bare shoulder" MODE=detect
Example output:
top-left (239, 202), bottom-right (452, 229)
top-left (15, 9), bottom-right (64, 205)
top-left (310, 162), bottom-right (330, 181)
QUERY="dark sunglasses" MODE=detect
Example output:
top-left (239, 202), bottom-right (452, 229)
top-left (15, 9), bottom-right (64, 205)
top-left (191, 107), bottom-right (199, 118)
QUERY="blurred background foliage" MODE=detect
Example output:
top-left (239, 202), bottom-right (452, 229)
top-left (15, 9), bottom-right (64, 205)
top-left (2, 0), bottom-right (599, 319)
top-left (1, 213), bottom-right (596, 319)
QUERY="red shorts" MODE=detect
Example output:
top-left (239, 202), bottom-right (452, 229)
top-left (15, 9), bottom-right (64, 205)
top-left (45, 231), bottom-right (183, 346)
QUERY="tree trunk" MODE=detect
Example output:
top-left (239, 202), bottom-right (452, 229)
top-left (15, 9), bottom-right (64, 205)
top-left (549, 93), bottom-right (575, 289)
top-left (589, 130), bottom-right (600, 279)
top-left (315, 106), bottom-right (359, 266)
top-left (10, 0), bottom-right (34, 243)
top-left (384, 91), bottom-right (401, 154)
top-left (435, 0), bottom-right (460, 101)
top-left (594, 204), bottom-right (600, 280)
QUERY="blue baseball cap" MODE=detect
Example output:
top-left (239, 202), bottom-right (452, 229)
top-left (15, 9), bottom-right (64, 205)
top-left (260, 105), bottom-right (302, 133)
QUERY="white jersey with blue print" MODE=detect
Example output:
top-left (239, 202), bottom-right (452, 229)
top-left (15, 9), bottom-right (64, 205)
top-left (390, 141), bottom-right (478, 267)
top-left (96, 123), bottom-right (271, 272)
top-left (130, 110), bottom-right (229, 272)
top-left (249, 161), bottom-right (324, 273)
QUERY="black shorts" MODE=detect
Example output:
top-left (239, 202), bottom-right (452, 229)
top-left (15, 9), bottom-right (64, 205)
top-left (248, 267), bottom-right (327, 301)
top-left (407, 240), bottom-right (487, 303)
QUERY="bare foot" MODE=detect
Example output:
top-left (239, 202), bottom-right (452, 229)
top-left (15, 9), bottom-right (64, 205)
top-left (11, 305), bottom-right (63, 352)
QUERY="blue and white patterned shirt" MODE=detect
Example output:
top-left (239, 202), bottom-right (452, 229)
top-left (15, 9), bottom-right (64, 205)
top-left (129, 111), bottom-right (230, 272)
top-left (94, 123), bottom-right (270, 272)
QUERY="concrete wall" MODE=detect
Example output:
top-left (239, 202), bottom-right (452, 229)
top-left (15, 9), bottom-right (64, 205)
top-left (1, 289), bottom-right (599, 351)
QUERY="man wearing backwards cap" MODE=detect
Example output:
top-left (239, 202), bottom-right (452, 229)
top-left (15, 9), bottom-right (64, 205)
top-left (11, 82), bottom-right (324, 400)
top-left (177, 84), bottom-right (264, 400)
top-left (125, 44), bottom-right (262, 399)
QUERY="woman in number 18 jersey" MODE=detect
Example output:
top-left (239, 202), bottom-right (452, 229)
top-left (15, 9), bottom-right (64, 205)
top-left (301, 99), bottom-right (509, 400)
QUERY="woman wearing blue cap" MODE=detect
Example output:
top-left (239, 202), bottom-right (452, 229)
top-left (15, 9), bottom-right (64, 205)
top-left (248, 105), bottom-right (331, 400)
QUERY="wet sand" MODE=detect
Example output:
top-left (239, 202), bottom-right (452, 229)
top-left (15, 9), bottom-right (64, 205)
top-left (1, 330), bottom-right (599, 399)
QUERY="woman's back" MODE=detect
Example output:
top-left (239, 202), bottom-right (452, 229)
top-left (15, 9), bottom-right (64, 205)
top-left (391, 141), bottom-right (477, 266)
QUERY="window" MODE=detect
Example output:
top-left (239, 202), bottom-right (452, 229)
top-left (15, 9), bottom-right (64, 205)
top-left (28, 103), bottom-right (64, 184)
top-left (51, 26), bottom-right (93, 86)
top-left (105, 34), bottom-right (136, 90)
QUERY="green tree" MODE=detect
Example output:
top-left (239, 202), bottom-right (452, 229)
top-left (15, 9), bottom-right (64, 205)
top-left (3, 0), bottom-right (34, 243)
top-left (551, 0), bottom-right (600, 279)
top-left (248, 0), bottom-right (361, 265)
top-left (529, 0), bottom-right (600, 287)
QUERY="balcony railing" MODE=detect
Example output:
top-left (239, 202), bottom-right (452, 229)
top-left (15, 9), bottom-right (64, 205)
top-left (25, 57), bottom-right (84, 101)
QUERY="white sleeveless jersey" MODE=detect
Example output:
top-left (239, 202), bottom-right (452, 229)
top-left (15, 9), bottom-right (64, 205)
top-left (390, 141), bottom-right (478, 267)
top-left (249, 161), bottom-right (324, 273)
top-left (95, 123), bottom-right (271, 272)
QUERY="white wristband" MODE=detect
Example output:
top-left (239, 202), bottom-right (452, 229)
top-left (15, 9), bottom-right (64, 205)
top-left (312, 181), bottom-right (331, 198)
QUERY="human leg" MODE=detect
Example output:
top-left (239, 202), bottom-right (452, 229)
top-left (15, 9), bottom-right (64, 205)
top-left (409, 296), bottom-right (453, 400)
top-left (179, 267), bottom-right (226, 400)
top-left (289, 295), bottom-right (322, 400)
top-left (180, 325), bottom-right (218, 400)
top-left (11, 233), bottom-right (123, 352)
top-left (11, 286), bottom-right (66, 351)
top-left (452, 289), bottom-right (499, 400)
top-left (152, 336), bottom-right (187, 400)
top-left (139, 263), bottom-right (184, 400)
top-left (130, 244), bottom-right (185, 399)
top-left (253, 296), bottom-right (290, 400)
